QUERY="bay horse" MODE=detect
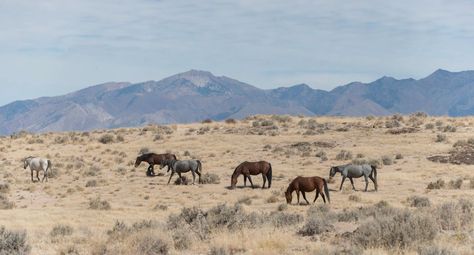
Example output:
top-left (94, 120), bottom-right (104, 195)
top-left (329, 164), bottom-right (378, 191)
top-left (160, 159), bottom-right (202, 185)
top-left (230, 161), bottom-right (272, 189)
top-left (134, 153), bottom-right (177, 177)
top-left (24, 156), bottom-right (52, 182)
top-left (285, 176), bottom-right (330, 205)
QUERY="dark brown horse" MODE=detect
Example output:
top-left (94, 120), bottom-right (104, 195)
top-left (230, 161), bottom-right (272, 189)
top-left (285, 176), bottom-right (330, 205)
top-left (134, 153), bottom-right (177, 176)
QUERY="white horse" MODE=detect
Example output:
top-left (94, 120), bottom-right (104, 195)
top-left (23, 156), bottom-right (52, 182)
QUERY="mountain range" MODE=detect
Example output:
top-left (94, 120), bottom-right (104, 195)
top-left (1, 69), bottom-right (474, 135)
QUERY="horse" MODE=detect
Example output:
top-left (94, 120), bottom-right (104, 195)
top-left (23, 156), bottom-right (52, 182)
top-left (160, 159), bottom-right (202, 185)
top-left (230, 161), bottom-right (272, 189)
top-left (134, 153), bottom-right (177, 177)
top-left (329, 164), bottom-right (378, 192)
top-left (285, 176), bottom-right (330, 205)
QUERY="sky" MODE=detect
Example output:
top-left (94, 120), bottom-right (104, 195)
top-left (1, 0), bottom-right (474, 105)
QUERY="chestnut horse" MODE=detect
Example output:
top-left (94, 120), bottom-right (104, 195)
top-left (285, 176), bottom-right (330, 205)
top-left (134, 153), bottom-right (177, 176)
top-left (230, 161), bottom-right (272, 189)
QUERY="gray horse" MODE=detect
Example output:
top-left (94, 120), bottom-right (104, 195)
top-left (329, 164), bottom-right (377, 191)
top-left (24, 156), bottom-right (52, 182)
top-left (160, 159), bottom-right (202, 185)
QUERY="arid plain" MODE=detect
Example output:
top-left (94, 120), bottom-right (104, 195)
top-left (0, 114), bottom-right (473, 255)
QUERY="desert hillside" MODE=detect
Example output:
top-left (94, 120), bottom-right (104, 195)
top-left (0, 114), bottom-right (473, 254)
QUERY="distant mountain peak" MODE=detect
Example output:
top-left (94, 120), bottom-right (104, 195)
top-left (170, 69), bottom-right (216, 87)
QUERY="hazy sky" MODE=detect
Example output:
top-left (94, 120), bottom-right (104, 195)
top-left (1, 0), bottom-right (473, 105)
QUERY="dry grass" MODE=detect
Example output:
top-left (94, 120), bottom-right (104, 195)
top-left (0, 115), bottom-right (473, 254)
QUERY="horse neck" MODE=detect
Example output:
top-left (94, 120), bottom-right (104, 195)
top-left (231, 167), bottom-right (241, 180)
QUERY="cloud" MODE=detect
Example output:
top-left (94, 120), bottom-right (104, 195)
top-left (0, 0), bottom-right (473, 104)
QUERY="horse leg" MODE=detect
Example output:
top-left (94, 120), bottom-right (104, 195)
top-left (261, 173), bottom-right (266, 189)
top-left (36, 171), bottom-right (40, 182)
top-left (243, 176), bottom-right (247, 187)
top-left (167, 172), bottom-right (175, 184)
top-left (197, 170), bottom-right (202, 184)
top-left (247, 175), bottom-right (254, 189)
top-left (191, 170), bottom-right (196, 185)
top-left (320, 187), bottom-right (327, 203)
top-left (296, 191), bottom-right (300, 205)
top-left (349, 177), bottom-right (356, 191)
top-left (302, 192), bottom-right (310, 205)
top-left (369, 175), bottom-right (378, 191)
top-left (31, 170), bottom-right (34, 182)
top-left (364, 175), bottom-right (369, 192)
top-left (339, 176), bottom-right (346, 191)
top-left (150, 165), bottom-right (155, 176)
top-left (313, 191), bottom-right (319, 203)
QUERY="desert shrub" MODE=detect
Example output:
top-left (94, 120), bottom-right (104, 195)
top-left (427, 179), bottom-right (445, 189)
top-left (202, 118), bottom-right (213, 124)
top-left (395, 153), bottom-right (403, 159)
top-left (435, 134), bottom-right (447, 142)
top-left (443, 125), bottom-right (457, 132)
top-left (277, 203), bottom-right (288, 211)
top-left (237, 196), bottom-right (252, 205)
top-left (84, 165), bottom-right (101, 177)
top-left (260, 120), bottom-right (274, 126)
top-left (54, 136), bottom-right (69, 144)
top-left (352, 158), bottom-right (367, 165)
top-left (153, 204), bottom-right (168, 211)
top-left (407, 196), bottom-right (431, 208)
top-left (183, 151), bottom-right (191, 157)
top-left (89, 197), bottom-right (111, 210)
top-left (418, 245), bottom-right (459, 255)
top-left (385, 119), bottom-right (401, 128)
top-left (381, 155), bottom-right (393, 165)
top-left (448, 178), bottom-right (463, 189)
top-left (174, 176), bottom-right (189, 185)
top-left (225, 118), bottom-right (237, 124)
top-left (298, 218), bottom-right (335, 236)
top-left (269, 211), bottom-right (303, 228)
top-left (351, 210), bottom-right (437, 249)
top-left (337, 201), bottom-right (396, 223)
top-left (266, 195), bottom-right (279, 203)
top-left (132, 234), bottom-right (169, 255)
top-left (50, 224), bottom-right (73, 238)
top-left (0, 226), bottom-right (30, 254)
top-left (85, 180), bottom-right (97, 187)
top-left (139, 147), bottom-right (150, 155)
top-left (0, 194), bottom-right (14, 209)
top-left (271, 115), bottom-right (291, 123)
top-left (200, 173), bottom-right (220, 184)
top-left (172, 229), bottom-right (192, 251)
top-left (336, 150), bottom-right (352, 160)
top-left (434, 199), bottom-right (473, 231)
top-left (116, 135), bottom-right (124, 142)
top-left (98, 134), bottom-right (114, 144)
top-left (348, 194), bottom-right (361, 202)
top-left (470, 177), bottom-right (474, 189)
top-left (425, 123), bottom-right (435, 129)
top-left (0, 183), bottom-right (9, 193)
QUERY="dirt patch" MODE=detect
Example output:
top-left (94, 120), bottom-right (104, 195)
top-left (427, 144), bottom-right (474, 165)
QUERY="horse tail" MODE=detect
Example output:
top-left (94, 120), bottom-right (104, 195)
top-left (371, 165), bottom-right (378, 191)
top-left (323, 178), bottom-right (330, 203)
top-left (47, 160), bottom-right (52, 176)
top-left (197, 160), bottom-right (202, 174)
top-left (266, 163), bottom-right (272, 188)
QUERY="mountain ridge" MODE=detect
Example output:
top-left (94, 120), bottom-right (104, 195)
top-left (1, 69), bottom-right (474, 134)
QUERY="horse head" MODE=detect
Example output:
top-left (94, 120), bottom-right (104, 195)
top-left (285, 190), bottom-right (292, 204)
top-left (134, 156), bottom-right (142, 168)
top-left (329, 166), bottom-right (338, 178)
top-left (23, 156), bottom-right (33, 169)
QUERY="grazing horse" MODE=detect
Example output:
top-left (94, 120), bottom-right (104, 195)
top-left (23, 156), bottom-right (52, 182)
top-left (285, 176), bottom-right (330, 205)
top-left (160, 159), bottom-right (202, 185)
top-left (329, 164), bottom-right (378, 191)
top-left (134, 153), bottom-right (177, 176)
top-left (230, 161), bottom-right (272, 189)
